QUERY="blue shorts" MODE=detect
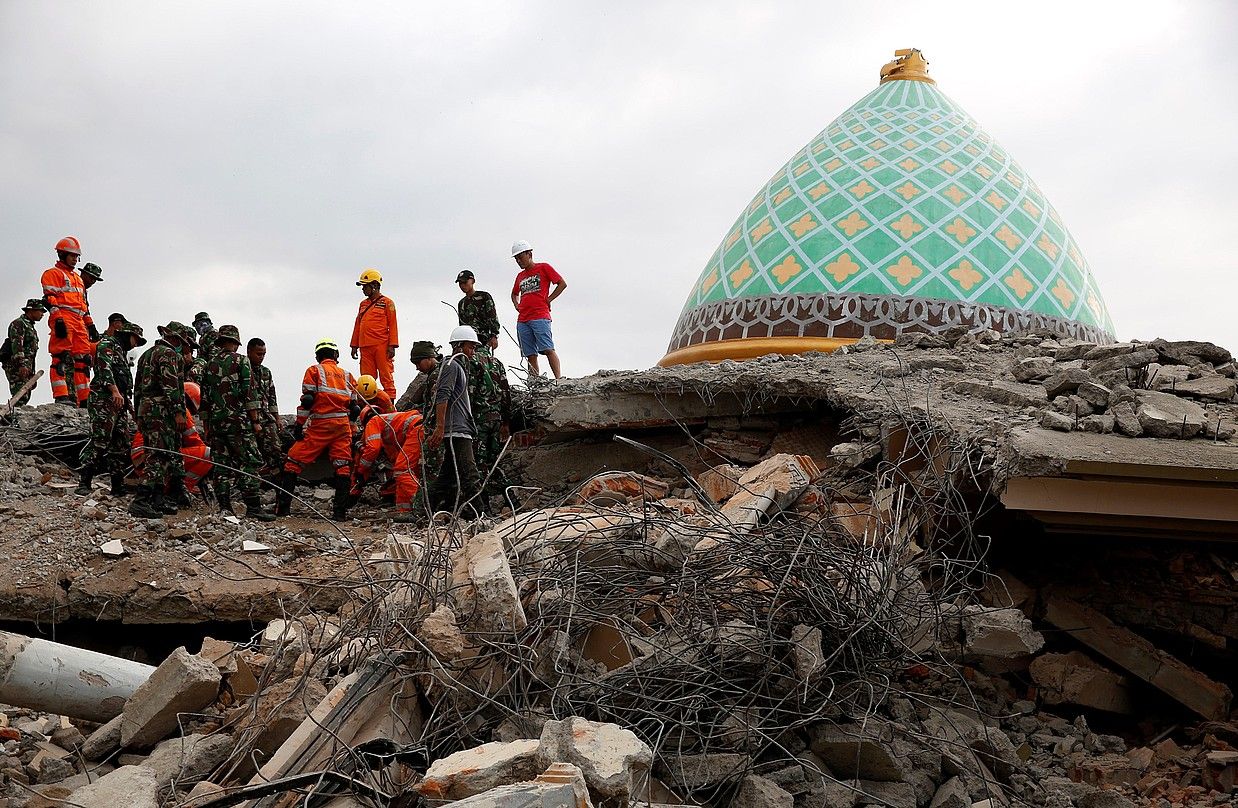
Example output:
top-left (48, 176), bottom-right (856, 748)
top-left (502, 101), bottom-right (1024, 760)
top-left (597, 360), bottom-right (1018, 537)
top-left (517, 319), bottom-right (555, 357)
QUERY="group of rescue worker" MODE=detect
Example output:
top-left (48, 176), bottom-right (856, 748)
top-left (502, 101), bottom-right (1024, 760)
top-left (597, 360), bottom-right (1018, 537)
top-left (0, 235), bottom-right (567, 524)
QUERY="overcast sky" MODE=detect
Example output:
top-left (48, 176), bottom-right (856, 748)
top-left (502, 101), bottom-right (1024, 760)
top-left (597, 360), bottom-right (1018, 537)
top-left (2, 1), bottom-right (1235, 406)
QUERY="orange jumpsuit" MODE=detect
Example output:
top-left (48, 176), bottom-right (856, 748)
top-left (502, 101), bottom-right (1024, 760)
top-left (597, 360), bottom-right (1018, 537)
top-left (40, 262), bottom-right (95, 404)
top-left (370, 389), bottom-right (394, 414)
top-left (356, 410), bottom-right (424, 515)
top-left (285, 358), bottom-right (358, 480)
top-left (132, 408), bottom-right (213, 492)
top-left (350, 294), bottom-right (398, 400)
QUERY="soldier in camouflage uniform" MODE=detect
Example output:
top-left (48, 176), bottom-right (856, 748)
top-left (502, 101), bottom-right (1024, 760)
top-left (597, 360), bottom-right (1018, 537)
top-left (456, 270), bottom-right (501, 347)
top-left (467, 344), bottom-right (511, 494)
top-left (187, 312), bottom-right (219, 384)
top-left (77, 321), bottom-right (147, 497)
top-left (400, 341), bottom-right (442, 489)
top-left (247, 337), bottom-right (283, 473)
top-left (200, 325), bottom-right (275, 521)
top-left (3, 299), bottom-right (46, 406)
top-left (129, 321), bottom-right (197, 519)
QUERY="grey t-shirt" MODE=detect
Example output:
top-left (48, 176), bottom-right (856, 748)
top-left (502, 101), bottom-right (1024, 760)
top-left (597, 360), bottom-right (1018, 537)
top-left (434, 355), bottom-right (476, 439)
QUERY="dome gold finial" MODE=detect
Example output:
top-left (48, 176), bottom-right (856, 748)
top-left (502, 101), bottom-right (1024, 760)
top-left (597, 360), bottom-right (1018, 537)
top-left (879, 48), bottom-right (935, 85)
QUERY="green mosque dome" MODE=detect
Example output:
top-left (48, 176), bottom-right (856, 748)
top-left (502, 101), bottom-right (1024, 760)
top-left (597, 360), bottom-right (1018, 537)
top-left (661, 50), bottom-right (1115, 366)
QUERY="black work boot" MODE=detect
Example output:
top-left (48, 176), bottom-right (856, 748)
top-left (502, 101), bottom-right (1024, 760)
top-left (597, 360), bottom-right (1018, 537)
top-left (217, 491), bottom-right (236, 516)
top-left (110, 472), bottom-right (127, 497)
top-left (274, 472), bottom-right (295, 517)
top-left (154, 493), bottom-right (179, 515)
top-left (171, 479), bottom-right (192, 509)
top-left (74, 464), bottom-right (95, 496)
top-left (330, 477), bottom-right (349, 522)
top-left (242, 493), bottom-right (276, 523)
top-left (128, 488), bottom-right (163, 519)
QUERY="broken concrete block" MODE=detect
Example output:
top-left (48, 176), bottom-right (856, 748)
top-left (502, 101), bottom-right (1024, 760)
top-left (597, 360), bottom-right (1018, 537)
top-left (81, 714), bottom-right (123, 761)
top-left (656, 753), bottom-right (751, 790)
top-left (141, 732), bottom-right (233, 787)
top-left (417, 739), bottom-right (542, 801)
top-left (734, 774), bottom-right (793, 808)
top-left (537, 717), bottom-right (651, 804)
top-left (1088, 348), bottom-right (1157, 375)
top-left (790, 624), bottom-right (824, 683)
top-left (99, 539), bottom-right (127, 557)
top-left (261, 618), bottom-right (308, 655)
top-left (181, 781), bottom-right (225, 807)
top-left (850, 779), bottom-right (917, 808)
top-left (573, 471), bottom-right (669, 506)
top-left (1039, 410), bottom-right (1073, 432)
top-left (450, 529), bottom-right (528, 632)
top-left (1110, 401), bottom-right (1142, 436)
top-left (829, 441), bottom-right (881, 469)
top-left (68, 765), bottom-right (159, 808)
top-left (1134, 390), bottom-right (1205, 438)
top-left (697, 464), bottom-right (744, 503)
top-left (1170, 375), bottom-right (1236, 401)
top-left (930, 776), bottom-right (971, 808)
top-left (1029, 652), bottom-right (1134, 714)
top-left (241, 540), bottom-right (271, 553)
top-left (951, 379), bottom-right (1047, 408)
top-left (1075, 381), bottom-right (1111, 408)
top-left (197, 637), bottom-right (238, 675)
top-left (1078, 413), bottom-right (1115, 433)
top-left (1042, 368), bottom-right (1094, 398)
top-left (960, 606), bottom-right (1044, 669)
top-left (418, 604), bottom-right (466, 662)
top-left (120, 647), bottom-right (221, 749)
top-left (229, 675), bottom-right (328, 776)
top-left (443, 779), bottom-right (584, 808)
top-left (808, 723), bottom-right (906, 782)
top-left (1009, 356), bottom-right (1054, 382)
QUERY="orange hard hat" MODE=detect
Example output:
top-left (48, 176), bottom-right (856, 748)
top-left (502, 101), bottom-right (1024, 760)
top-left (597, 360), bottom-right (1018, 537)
top-left (55, 236), bottom-right (82, 256)
top-left (183, 382), bottom-right (201, 413)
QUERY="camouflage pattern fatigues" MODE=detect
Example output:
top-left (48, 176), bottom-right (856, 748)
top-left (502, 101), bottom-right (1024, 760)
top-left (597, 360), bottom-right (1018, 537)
top-left (187, 328), bottom-right (219, 384)
top-left (133, 340), bottom-right (186, 489)
top-left (397, 362), bottom-right (442, 479)
top-left (80, 335), bottom-right (133, 474)
top-left (252, 362), bottom-right (283, 469)
top-left (200, 350), bottom-right (263, 500)
top-left (457, 291), bottom-right (500, 344)
top-left (3, 317), bottom-right (39, 406)
top-left (467, 346), bottom-right (511, 491)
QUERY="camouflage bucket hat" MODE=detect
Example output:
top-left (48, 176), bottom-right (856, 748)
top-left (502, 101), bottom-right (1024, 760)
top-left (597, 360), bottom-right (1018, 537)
top-left (217, 324), bottom-right (242, 344)
top-left (80, 262), bottom-right (104, 280)
top-left (193, 311), bottom-right (211, 324)
top-left (160, 321), bottom-right (199, 349)
top-left (22, 298), bottom-right (47, 312)
top-left (118, 321), bottom-right (148, 346)
top-left (409, 340), bottom-right (438, 361)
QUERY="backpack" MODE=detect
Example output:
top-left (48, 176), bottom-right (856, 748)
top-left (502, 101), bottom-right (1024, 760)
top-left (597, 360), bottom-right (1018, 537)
top-left (0, 337), bottom-right (11, 365)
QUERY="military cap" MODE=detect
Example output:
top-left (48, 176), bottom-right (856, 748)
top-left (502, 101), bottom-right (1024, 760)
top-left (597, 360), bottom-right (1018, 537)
top-left (217, 324), bottom-right (242, 345)
top-left (80, 262), bottom-right (104, 280)
top-left (22, 299), bottom-right (47, 312)
top-left (107, 312), bottom-right (126, 325)
top-left (193, 311), bottom-right (211, 324)
top-left (117, 321), bottom-right (148, 346)
top-left (455, 269), bottom-right (475, 283)
top-left (409, 340), bottom-right (438, 361)
top-left (159, 321), bottom-right (200, 349)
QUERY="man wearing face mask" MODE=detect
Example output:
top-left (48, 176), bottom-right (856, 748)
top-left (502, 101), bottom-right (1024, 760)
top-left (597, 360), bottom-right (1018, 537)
top-left (77, 321), bottom-right (147, 496)
top-left (188, 312), bottom-right (219, 384)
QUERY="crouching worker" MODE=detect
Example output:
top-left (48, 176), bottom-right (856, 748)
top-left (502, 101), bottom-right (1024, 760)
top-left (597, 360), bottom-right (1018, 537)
top-left (275, 339), bottom-right (360, 521)
top-left (351, 406), bottom-right (425, 523)
top-left (132, 380), bottom-right (214, 500)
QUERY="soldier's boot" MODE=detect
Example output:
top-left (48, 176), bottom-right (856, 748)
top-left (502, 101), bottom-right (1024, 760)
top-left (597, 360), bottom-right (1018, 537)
top-left (154, 491), bottom-right (179, 515)
top-left (169, 479), bottom-right (192, 510)
top-left (217, 487), bottom-right (237, 516)
top-left (242, 493), bottom-right (276, 523)
top-left (74, 464), bottom-right (95, 496)
top-left (330, 477), bottom-right (349, 522)
top-left (274, 472), bottom-right (295, 517)
top-left (128, 487), bottom-right (163, 519)
top-left (109, 472), bottom-right (127, 497)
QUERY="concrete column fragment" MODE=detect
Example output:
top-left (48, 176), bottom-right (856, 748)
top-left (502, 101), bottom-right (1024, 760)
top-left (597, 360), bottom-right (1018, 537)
top-left (120, 646), bottom-right (222, 749)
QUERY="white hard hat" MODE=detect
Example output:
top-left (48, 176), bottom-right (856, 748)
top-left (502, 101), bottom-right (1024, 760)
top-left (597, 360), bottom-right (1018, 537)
top-left (511, 239), bottom-right (533, 257)
top-left (449, 325), bottom-right (480, 345)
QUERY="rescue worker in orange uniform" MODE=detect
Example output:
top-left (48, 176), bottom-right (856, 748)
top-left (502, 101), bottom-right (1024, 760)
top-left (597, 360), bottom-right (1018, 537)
top-left (40, 237), bottom-right (96, 405)
top-left (132, 382), bottom-right (214, 499)
top-left (356, 374), bottom-right (394, 414)
top-left (349, 269), bottom-right (398, 400)
top-left (275, 339), bottom-right (360, 521)
top-left (351, 407), bottom-right (425, 523)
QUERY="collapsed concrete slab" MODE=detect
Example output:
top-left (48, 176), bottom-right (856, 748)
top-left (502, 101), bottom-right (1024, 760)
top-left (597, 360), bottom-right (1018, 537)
top-left (68, 765), bottom-right (159, 808)
top-left (119, 646), bottom-right (221, 749)
top-left (959, 606), bottom-right (1044, 671)
top-left (537, 717), bottom-right (652, 805)
top-left (417, 739), bottom-right (543, 802)
top-left (808, 723), bottom-right (907, 782)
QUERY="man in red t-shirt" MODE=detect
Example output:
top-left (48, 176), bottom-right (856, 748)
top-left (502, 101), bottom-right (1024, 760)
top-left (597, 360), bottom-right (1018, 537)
top-left (509, 240), bottom-right (567, 379)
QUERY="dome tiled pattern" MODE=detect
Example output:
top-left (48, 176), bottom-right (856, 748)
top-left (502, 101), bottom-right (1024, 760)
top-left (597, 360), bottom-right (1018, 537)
top-left (661, 54), bottom-right (1115, 365)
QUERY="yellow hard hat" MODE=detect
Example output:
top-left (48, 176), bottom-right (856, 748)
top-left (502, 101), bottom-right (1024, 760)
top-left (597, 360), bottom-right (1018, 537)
top-left (356, 375), bottom-right (378, 399)
top-left (315, 338), bottom-right (338, 354)
top-left (356, 269), bottom-right (382, 286)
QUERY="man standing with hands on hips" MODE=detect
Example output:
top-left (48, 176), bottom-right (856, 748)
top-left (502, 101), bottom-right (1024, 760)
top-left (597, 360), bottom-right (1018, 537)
top-left (510, 240), bottom-right (566, 379)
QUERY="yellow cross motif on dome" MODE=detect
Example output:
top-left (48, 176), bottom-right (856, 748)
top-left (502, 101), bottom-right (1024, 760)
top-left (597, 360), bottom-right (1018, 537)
top-left (889, 214), bottom-right (923, 239)
top-left (939, 160), bottom-right (959, 175)
top-left (839, 139), bottom-right (855, 150)
top-left (750, 218), bottom-right (774, 242)
top-left (870, 139), bottom-right (888, 149)
top-left (985, 191), bottom-right (1007, 210)
top-left (945, 217), bottom-right (977, 244)
top-left (903, 124), bottom-right (919, 133)
top-left (936, 141), bottom-right (951, 152)
top-left (894, 182), bottom-right (920, 201)
top-left (949, 260), bottom-right (983, 291)
top-left (860, 156), bottom-right (881, 170)
top-left (943, 185), bottom-right (967, 204)
top-left (808, 182), bottom-right (831, 199)
top-left (794, 162), bottom-right (812, 177)
top-left (773, 187), bottom-right (794, 205)
top-left (1006, 171), bottom-right (1023, 187)
top-left (729, 260), bottom-right (754, 288)
top-left (725, 229), bottom-right (741, 249)
top-left (702, 268), bottom-right (720, 294)
top-left (965, 144), bottom-right (981, 156)
top-left (887, 256), bottom-right (922, 286)
top-left (1005, 268), bottom-right (1034, 299)
top-left (772, 256), bottom-right (803, 284)
top-left (824, 158), bottom-right (843, 172)
top-left (826, 253), bottom-right (861, 283)
top-left (1022, 200), bottom-right (1041, 219)
top-left (975, 165), bottom-right (993, 179)
top-left (1051, 277), bottom-right (1076, 309)
top-left (849, 180), bottom-right (876, 199)
top-left (850, 124), bottom-right (864, 134)
top-left (901, 139), bottom-right (918, 150)
top-left (1087, 291), bottom-right (1103, 320)
top-left (899, 158), bottom-right (919, 171)
top-left (876, 124), bottom-right (892, 133)
top-left (995, 225), bottom-right (1022, 250)
top-left (812, 142), bottom-right (827, 154)
top-left (1037, 233), bottom-right (1060, 260)
top-left (789, 213), bottom-right (818, 238)
top-left (1069, 243), bottom-right (1082, 264)
top-left (930, 124), bottom-right (946, 135)
top-left (837, 212), bottom-right (869, 236)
